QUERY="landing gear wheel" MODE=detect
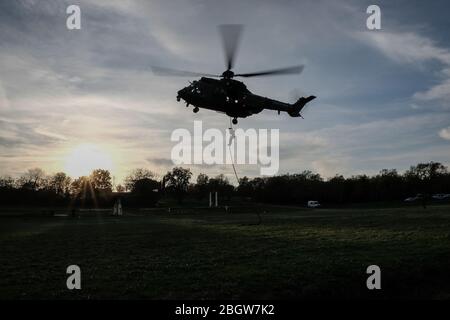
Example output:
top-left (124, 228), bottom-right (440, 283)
top-left (176, 96), bottom-right (181, 102)
top-left (232, 118), bottom-right (238, 125)
top-left (193, 107), bottom-right (199, 113)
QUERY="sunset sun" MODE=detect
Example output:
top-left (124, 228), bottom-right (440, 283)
top-left (64, 143), bottom-right (114, 177)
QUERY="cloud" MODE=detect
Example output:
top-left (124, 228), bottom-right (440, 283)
top-left (354, 31), bottom-right (450, 104)
top-left (356, 31), bottom-right (450, 65)
top-left (146, 157), bottom-right (173, 167)
top-left (439, 127), bottom-right (450, 140)
top-left (34, 127), bottom-right (68, 141)
top-left (414, 79), bottom-right (450, 102)
top-left (1, 0), bottom-right (450, 181)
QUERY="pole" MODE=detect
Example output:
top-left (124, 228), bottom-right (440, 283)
top-left (215, 191), bottom-right (218, 208)
top-left (209, 192), bottom-right (212, 208)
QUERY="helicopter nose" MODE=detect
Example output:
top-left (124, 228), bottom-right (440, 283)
top-left (177, 87), bottom-right (190, 99)
top-left (177, 88), bottom-right (188, 102)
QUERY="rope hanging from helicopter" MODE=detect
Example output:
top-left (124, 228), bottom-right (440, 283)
top-left (227, 117), bottom-right (240, 186)
top-left (228, 118), bottom-right (262, 226)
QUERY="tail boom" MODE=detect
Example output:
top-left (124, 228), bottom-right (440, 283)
top-left (288, 95), bottom-right (316, 117)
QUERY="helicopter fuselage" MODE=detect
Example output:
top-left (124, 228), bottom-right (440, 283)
top-left (177, 77), bottom-right (296, 120)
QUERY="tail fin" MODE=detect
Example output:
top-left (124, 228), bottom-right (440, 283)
top-left (288, 95), bottom-right (316, 117)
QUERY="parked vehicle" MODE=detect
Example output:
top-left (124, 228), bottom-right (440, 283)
top-left (432, 194), bottom-right (450, 200)
top-left (404, 194), bottom-right (424, 202)
top-left (307, 200), bottom-right (321, 208)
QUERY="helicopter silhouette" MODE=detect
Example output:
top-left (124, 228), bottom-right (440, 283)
top-left (152, 25), bottom-right (316, 125)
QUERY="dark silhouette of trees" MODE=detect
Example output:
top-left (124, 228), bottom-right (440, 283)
top-left (70, 176), bottom-right (90, 196)
top-left (49, 172), bottom-right (72, 196)
top-left (1, 162), bottom-right (449, 208)
top-left (163, 167), bottom-right (192, 203)
top-left (90, 169), bottom-right (112, 191)
top-left (404, 162), bottom-right (449, 196)
top-left (124, 168), bottom-right (157, 191)
top-left (0, 176), bottom-right (15, 189)
top-left (69, 175), bottom-right (97, 207)
top-left (116, 184), bottom-right (126, 193)
top-left (69, 170), bottom-right (113, 207)
top-left (245, 171), bottom-right (323, 204)
top-left (125, 177), bottom-right (161, 207)
top-left (192, 173), bottom-right (234, 201)
top-left (236, 176), bottom-right (253, 198)
top-left (132, 178), bottom-right (159, 194)
top-left (194, 173), bottom-right (210, 200)
top-left (232, 163), bottom-right (450, 205)
top-left (1, 169), bottom-right (69, 206)
top-left (17, 168), bottom-right (46, 190)
top-left (208, 174), bottom-right (234, 200)
top-left (372, 169), bottom-right (403, 201)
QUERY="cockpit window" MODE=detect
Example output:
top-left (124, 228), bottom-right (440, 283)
top-left (189, 81), bottom-right (197, 89)
top-left (189, 81), bottom-right (202, 95)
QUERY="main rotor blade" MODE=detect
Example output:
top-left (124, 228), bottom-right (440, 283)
top-left (218, 24), bottom-right (244, 71)
top-left (235, 65), bottom-right (304, 78)
top-left (151, 66), bottom-right (219, 78)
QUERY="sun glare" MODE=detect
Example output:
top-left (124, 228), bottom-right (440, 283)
top-left (64, 143), bottom-right (114, 177)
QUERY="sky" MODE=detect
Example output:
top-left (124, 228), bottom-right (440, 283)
top-left (0, 0), bottom-right (450, 184)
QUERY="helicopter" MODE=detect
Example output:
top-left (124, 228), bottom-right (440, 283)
top-left (152, 25), bottom-right (316, 125)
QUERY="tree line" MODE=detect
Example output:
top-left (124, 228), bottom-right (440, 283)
top-left (0, 162), bottom-right (449, 207)
top-left (237, 162), bottom-right (450, 205)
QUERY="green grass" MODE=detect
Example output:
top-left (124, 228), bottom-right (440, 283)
top-left (1, 205), bottom-right (450, 299)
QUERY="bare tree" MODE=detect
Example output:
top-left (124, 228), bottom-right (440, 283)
top-left (18, 168), bottom-right (46, 190)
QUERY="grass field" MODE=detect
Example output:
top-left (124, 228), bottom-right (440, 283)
top-left (1, 204), bottom-right (450, 299)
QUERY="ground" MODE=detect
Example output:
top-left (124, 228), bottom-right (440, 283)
top-left (1, 204), bottom-right (450, 299)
